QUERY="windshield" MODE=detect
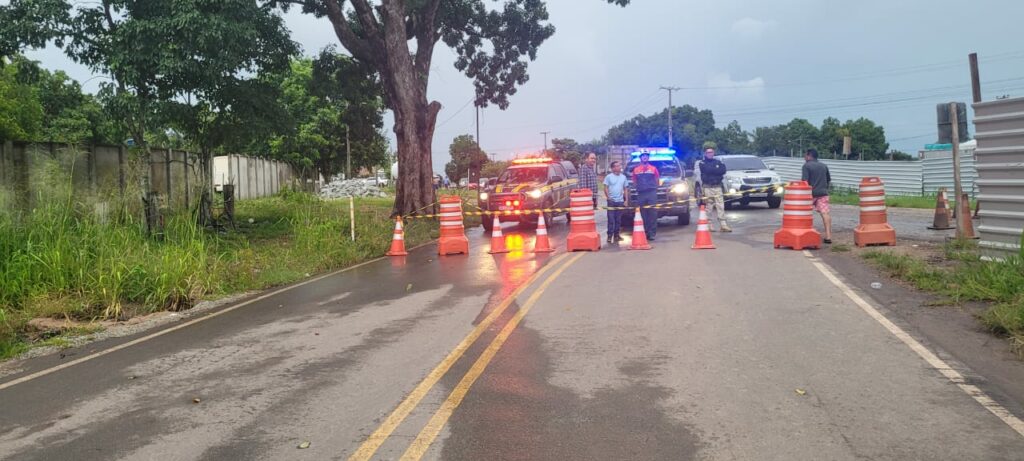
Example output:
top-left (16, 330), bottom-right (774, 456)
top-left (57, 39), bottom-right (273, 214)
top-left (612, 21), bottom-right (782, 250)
top-left (499, 167), bottom-right (547, 184)
top-left (720, 157), bottom-right (768, 171)
top-left (626, 160), bottom-right (682, 178)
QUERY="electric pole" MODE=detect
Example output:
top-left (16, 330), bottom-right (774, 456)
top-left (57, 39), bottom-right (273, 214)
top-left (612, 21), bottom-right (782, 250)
top-left (660, 86), bottom-right (681, 149)
top-left (541, 131), bottom-right (550, 151)
top-left (346, 125), bottom-right (351, 179)
top-left (475, 105), bottom-right (481, 183)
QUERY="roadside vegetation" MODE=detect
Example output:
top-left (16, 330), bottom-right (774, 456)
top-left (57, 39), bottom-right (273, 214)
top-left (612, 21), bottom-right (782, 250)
top-left (0, 182), bottom-right (438, 360)
top-left (829, 189), bottom-right (952, 210)
top-left (863, 239), bottom-right (1024, 357)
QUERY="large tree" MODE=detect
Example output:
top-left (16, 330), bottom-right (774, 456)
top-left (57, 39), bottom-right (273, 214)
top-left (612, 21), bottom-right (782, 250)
top-left (272, 0), bottom-right (629, 215)
top-left (605, 105), bottom-right (717, 161)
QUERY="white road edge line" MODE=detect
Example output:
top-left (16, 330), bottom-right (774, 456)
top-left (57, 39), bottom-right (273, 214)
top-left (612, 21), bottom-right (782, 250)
top-left (0, 242), bottom-right (434, 392)
top-left (802, 250), bottom-right (1024, 438)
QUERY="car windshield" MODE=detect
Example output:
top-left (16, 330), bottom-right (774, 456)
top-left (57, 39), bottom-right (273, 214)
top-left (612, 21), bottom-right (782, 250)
top-left (721, 157), bottom-right (768, 171)
top-left (626, 160), bottom-right (681, 178)
top-left (499, 167), bottom-right (547, 184)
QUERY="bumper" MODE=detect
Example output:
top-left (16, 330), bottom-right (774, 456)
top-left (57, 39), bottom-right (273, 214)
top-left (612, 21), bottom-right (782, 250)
top-left (727, 185), bottom-right (784, 201)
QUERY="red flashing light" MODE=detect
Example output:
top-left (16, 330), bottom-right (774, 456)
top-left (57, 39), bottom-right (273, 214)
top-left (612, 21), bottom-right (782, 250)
top-left (513, 200), bottom-right (520, 207)
top-left (511, 157), bottom-right (554, 165)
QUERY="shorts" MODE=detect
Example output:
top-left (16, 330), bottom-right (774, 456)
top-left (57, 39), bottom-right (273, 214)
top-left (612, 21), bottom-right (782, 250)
top-left (813, 195), bottom-right (831, 214)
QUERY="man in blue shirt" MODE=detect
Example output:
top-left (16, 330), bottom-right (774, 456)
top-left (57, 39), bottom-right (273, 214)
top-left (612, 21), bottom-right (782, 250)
top-left (603, 161), bottom-right (628, 243)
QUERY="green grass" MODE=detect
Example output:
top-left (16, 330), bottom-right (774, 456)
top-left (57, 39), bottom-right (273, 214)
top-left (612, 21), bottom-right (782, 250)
top-left (863, 242), bottom-right (1024, 356)
top-left (0, 187), bottom-right (437, 360)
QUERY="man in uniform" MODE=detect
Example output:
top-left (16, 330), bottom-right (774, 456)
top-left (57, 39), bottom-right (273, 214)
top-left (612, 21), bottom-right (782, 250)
top-left (632, 152), bottom-right (661, 241)
top-left (697, 147), bottom-right (731, 232)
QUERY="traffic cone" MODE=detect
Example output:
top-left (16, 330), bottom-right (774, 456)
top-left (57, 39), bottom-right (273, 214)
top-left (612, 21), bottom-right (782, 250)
top-left (959, 193), bottom-right (978, 239)
top-left (928, 188), bottom-right (955, 230)
top-left (532, 213), bottom-right (555, 253)
top-left (692, 205), bottom-right (716, 249)
top-left (629, 208), bottom-right (652, 250)
top-left (385, 217), bottom-right (409, 256)
top-left (489, 215), bottom-right (509, 254)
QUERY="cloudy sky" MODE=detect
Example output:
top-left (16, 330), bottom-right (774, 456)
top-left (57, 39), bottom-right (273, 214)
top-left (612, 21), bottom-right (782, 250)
top-left (22, 0), bottom-right (1024, 173)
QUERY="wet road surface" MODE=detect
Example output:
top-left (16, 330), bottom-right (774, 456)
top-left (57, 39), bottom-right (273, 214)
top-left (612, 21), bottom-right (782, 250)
top-left (2, 204), bottom-right (1023, 460)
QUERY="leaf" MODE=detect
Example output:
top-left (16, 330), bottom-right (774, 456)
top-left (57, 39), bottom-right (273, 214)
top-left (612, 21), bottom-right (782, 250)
top-left (193, 398), bottom-right (202, 404)
top-left (297, 441), bottom-right (311, 449)
top-left (795, 389), bottom-right (807, 396)
top-left (406, 283), bottom-right (413, 291)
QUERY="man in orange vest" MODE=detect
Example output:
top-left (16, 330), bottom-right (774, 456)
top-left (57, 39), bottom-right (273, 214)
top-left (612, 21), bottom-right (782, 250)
top-left (632, 152), bottom-right (661, 241)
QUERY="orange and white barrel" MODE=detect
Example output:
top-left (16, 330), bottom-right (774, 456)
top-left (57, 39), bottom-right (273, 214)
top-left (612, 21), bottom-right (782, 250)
top-left (773, 181), bottom-right (821, 250)
top-left (854, 177), bottom-right (896, 247)
top-left (438, 196), bottom-right (469, 255)
top-left (566, 189), bottom-right (601, 252)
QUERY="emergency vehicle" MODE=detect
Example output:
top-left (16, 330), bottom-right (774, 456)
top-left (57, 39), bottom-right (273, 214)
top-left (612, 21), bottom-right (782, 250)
top-left (622, 148), bottom-right (691, 226)
top-left (478, 157), bottom-right (579, 232)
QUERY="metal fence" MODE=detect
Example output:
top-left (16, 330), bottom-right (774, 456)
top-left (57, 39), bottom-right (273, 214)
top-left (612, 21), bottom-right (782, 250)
top-left (922, 151), bottom-right (978, 196)
top-left (762, 157), bottom-right (925, 196)
top-left (973, 96), bottom-right (1024, 259)
top-left (212, 155), bottom-right (308, 200)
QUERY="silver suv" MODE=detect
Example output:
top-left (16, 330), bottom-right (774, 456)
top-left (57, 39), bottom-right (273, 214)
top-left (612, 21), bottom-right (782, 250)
top-left (695, 155), bottom-right (784, 209)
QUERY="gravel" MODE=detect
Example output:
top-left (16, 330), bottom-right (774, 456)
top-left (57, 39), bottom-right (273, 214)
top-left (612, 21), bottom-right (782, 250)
top-left (319, 177), bottom-right (390, 199)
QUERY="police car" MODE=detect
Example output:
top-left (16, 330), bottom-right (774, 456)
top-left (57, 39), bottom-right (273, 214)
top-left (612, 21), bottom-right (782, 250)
top-left (478, 157), bottom-right (579, 232)
top-left (622, 149), bottom-right (691, 226)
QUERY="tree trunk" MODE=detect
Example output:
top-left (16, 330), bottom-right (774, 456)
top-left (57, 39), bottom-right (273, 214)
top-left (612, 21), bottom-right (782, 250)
top-left (391, 100), bottom-right (440, 217)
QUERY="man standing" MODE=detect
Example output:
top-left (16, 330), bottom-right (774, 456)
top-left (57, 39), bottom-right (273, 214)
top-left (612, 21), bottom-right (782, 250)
top-left (697, 147), bottom-right (731, 232)
top-left (802, 148), bottom-right (833, 244)
top-left (579, 152), bottom-right (599, 209)
top-left (603, 161), bottom-right (627, 244)
top-left (632, 152), bottom-right (660, 241)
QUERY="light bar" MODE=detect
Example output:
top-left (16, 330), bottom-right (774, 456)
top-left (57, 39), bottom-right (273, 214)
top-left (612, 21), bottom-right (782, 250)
top-left (511, 157), bottom-right (553, 165)
top-left (631, 148), bottom-right (676, 157)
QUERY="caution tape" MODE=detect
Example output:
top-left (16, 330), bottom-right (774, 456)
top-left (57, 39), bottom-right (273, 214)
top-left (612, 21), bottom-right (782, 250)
top-left (400, 185), bottom-right (780, 220)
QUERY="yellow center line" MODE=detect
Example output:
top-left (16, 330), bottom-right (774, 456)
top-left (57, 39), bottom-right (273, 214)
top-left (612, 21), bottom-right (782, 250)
top-left (346, 252), bottom-right (570, 461)
top-left (399, 252), bottom-right (586, 461)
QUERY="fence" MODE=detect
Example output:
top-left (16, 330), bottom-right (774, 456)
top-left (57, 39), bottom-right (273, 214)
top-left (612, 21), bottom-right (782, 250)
top-left (212, 155), bottom-right (310, 200)
top-left (0, 141), bottom-right (309, 210)
top-left (973, 96), bottom-right (1024, 260)
top-left (763, 153), bottom-right (978, 197)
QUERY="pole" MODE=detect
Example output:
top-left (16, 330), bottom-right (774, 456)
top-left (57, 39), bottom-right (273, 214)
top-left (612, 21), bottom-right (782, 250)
top-left (950, 102), bottom-right (964, 239)
top-left (541, 131), bottom-right (550, 151)
top-left (349, 195), bottom-right (356, 242)
top-left (660, 86), bottom-right (681, 149)
top-left (346, 126), bottom-right (351, 180)
top-left (969, 53), bottom-right (982, 104)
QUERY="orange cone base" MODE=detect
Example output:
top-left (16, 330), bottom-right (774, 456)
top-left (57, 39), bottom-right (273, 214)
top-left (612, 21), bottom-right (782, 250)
top-left (489, 240), bottom-right (510, 254)
top-left (774, 228), bottom-right (822, 250)
top-left (386, 247), bottom-right (408, 256)
top-left (532, 241), bottom-right (555, 253)
top-left (567, 232), bottom-right (601, 252)
top-left (692, 238), bottom-right (716, 250)
top-left (854, 224), bottom-right (896, 247)
top-left (439, 237), bottom-right (469, 256)
top-left (629, 238), bottom-right (652, 251)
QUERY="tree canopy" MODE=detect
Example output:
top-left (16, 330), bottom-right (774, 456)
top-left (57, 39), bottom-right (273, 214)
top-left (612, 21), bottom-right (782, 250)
top-left (444, 134), bottom-right (487, 184)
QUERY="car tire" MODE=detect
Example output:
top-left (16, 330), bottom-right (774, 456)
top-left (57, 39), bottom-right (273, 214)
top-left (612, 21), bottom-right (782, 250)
top-left (740, 198), bottom-right (751, 208)
top-left (621, 212), bottom-right (635, 228)
top-left (767, 196), bottom-right (782, 209)
top-left (678, 209), bottom-right (690, 226)
top-left (482, 215), bottom-right (494, 233)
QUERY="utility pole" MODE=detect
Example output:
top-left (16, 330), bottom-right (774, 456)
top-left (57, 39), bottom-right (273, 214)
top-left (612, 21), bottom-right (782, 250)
top-left (475, 105), bottom-right (481, 183)
top-left (541, 131), bottom-right (550, 151)
top-left (951, 102), bottom-right (964, 239)
top-left (969, 53), bottom-right (982, 104)
top-left (660, 86), bottom-right (681, 149)
top-left (346, 125), bottom-right (351, 179)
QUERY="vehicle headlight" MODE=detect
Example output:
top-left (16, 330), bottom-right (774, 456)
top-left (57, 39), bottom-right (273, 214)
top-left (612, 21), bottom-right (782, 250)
top-left (671, 183), bottom-right (687, 194)
top-left (527, 189), bottom-right (543, 199)
top-left (729, 188), bottom-right (738, 194)
top-left (775, 185), bottom-right (785, 194)
top-left (479, 192), bottom-right (489, 201)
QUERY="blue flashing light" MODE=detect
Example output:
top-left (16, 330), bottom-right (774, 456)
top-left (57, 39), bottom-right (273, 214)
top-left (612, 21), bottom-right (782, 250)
top-left (630, 148), bottom-right (676, 160)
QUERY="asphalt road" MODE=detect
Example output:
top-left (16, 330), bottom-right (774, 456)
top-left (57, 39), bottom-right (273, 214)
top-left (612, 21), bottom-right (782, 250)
top-left (1, 203), bottom-right (1022, 460)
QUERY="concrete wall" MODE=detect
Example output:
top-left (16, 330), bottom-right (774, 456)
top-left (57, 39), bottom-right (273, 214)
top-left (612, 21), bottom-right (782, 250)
top-left (211, 154), bottom-right (302, 200)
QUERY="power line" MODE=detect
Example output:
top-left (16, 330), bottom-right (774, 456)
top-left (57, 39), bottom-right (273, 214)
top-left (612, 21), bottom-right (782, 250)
top-left (435, 97), bottom-right (475, 129)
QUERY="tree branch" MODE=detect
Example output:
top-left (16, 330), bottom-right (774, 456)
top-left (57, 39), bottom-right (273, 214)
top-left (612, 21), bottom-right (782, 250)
top-left (347, 0), bottom-right (382, 42)
top-left (322, 0), bottom-right (375, 63)
top-left (413, 0), bottom-right (441, 77)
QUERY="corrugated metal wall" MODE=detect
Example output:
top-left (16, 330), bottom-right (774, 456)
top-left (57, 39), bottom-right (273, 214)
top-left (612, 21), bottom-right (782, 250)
top-left (214, 154), bottom-right (300, 200)
top-left (922, 150), bottom-right (978, 197)
top-left (762, 157), bottom-right (924, 195)
top-left (973, 96), bottom-right (1024, 259)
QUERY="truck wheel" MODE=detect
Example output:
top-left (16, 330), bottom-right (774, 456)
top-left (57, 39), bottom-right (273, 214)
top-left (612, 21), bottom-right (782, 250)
top-left (677, 209), bottom-right (690, 226)
top-left (767, 196), bottom-right (782, 209)
top-left (482, 215), bottom-right (494, 233)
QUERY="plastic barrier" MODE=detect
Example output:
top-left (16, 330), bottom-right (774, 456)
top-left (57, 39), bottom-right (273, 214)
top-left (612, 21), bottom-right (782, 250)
top-left (566, 189), bottom-right (601, 252)
top-left (854, 177), bottom-right (896, 247)
top-left (774, 181), bottom-right (821, 250)
top-left (438, 196), bottom-right (469, 256)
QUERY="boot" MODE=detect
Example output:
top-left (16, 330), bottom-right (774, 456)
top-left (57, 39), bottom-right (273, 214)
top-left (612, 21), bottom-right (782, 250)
top-left (720, 221), bottom-right (733, 233)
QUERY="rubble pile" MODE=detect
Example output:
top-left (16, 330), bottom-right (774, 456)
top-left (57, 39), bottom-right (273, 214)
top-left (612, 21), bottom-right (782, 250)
top-left (319, 177), bottom-right (390, 199)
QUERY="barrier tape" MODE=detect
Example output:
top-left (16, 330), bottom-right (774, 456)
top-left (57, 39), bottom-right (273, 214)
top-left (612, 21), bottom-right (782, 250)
top-left (400, 185), bottom-right (780, 220)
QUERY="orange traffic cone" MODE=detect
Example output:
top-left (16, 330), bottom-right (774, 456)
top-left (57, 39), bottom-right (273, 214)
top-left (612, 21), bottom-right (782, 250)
top-left (692, 205), bottom-right (716, 249)
top-left (489, 215), bottom-right (509, 254)
top-left (533, 213), bottom-right (555, 253)
top-left (629, 208), bottom-right (652, 250)
top-left (386, 217), bottom-right (409, 256)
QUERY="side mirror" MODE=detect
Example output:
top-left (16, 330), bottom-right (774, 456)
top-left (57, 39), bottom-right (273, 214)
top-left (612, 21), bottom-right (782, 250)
top-left (550, 176), bottom-right (564, 184)
top-left (768, 165), bottom-right (776, 171)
